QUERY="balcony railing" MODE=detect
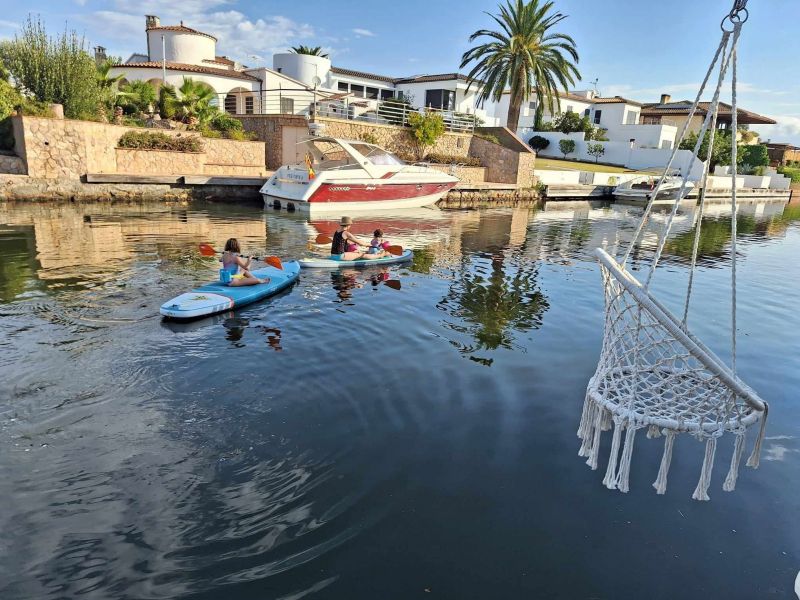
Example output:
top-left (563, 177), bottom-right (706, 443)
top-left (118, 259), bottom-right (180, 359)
top-left (215, 88), bottom-right (477, 133)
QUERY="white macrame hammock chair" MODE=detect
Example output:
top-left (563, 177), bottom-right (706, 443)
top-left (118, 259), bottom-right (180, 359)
top-left (578, 1), bottom-right (768, 501)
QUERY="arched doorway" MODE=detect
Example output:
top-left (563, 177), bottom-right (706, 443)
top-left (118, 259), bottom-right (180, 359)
top-left (225, 87), bottom-right (255, 115)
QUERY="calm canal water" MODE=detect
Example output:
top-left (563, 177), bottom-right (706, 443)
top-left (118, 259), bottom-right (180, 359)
top-left (1, 199), bottom-right (798, 599)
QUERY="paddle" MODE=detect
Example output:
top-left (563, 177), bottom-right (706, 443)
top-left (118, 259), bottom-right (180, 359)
top-left (313, 234), bottom-right (404, 256)
top-left (198, 243), bottom-right (283, 270)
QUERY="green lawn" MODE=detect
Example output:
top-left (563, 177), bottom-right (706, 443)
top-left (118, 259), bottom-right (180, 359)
top-left (534, 157), bottom-right (657, 174)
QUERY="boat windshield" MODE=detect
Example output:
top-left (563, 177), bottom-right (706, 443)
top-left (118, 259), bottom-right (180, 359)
top-left (348, 143), bottom-right (405, 166)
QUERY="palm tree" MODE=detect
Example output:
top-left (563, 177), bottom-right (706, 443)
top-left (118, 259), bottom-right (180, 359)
top-left (460, 0), bottom-right (580, 130)
top-left (118, 80), bottom-right (157, 114)
top-left (174, 77), bottom-right (217, 127)
top-left (290, 45), bottom-right (329, 58)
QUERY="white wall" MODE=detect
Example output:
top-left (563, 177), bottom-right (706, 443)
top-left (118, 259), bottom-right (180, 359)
top-left (272, 53), bottom-right (331, 88)
top-left (395, 80), bottom-right (478, 113)
top-left (108, 66), bottom-right (261, 103)
top-left (524, 130), bottom-right (705, 179)
top-left (147, 31), bottom-right (215, 65)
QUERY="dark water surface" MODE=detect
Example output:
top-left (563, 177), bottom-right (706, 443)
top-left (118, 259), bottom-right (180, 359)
top-left (1, 199), bottom-right (798, 599)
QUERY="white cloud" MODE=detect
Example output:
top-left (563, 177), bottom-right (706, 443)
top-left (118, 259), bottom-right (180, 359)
top-left (352, 28), bottom-right (376, 38)
top-left (83, 4), bottom-right (319, 66)
top-left (0, 20), bottom-right (20, 29)
top-left (758, 115), bottom-right (800, 145)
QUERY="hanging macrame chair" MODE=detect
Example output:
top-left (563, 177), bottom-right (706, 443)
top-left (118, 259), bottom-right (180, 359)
top-left (577, 0), bottom-right (768, 501)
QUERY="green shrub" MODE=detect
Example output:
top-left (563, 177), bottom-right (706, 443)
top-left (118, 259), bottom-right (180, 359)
top-left (474, 132), bottom-right (500, 145)
top-left (425, 152), bottom-right (482, 167)
top-left (559, 138), bottom-right (576, 159)
top-left (119, 80), bottom-right (157, 115)
top-left (740, 144), bottom-right (769, 168)
top-left (15, 98), bottom-right (55, 117)
top-left (0, 15), bottom-right (103, 120)
top-left (121, 115), bottom-right (147, 128)
top-left (587, 142), bottom-right (605, 163)
top-left (117, 130), bottom-right (203, 152)
top-left (199, 126), bottom-right (222, 139)
top-left (359, 131), bottom-right (379, 145)
top-left (778, 166), bottom-right (800, 183)
top-left (225, 128), bottom-right (257, 141)
top-left (408, 111), bottom-right (445, 159)
top-left (528, 135), bottom-right (550, 151)
top-left (210, 111), bottom-right (243, 133)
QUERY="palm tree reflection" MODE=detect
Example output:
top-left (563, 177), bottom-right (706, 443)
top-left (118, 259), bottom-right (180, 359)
top-left (437, 251), bottom-right (549, 362)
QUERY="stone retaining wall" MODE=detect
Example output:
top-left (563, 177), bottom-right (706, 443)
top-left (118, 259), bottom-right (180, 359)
top-left (0, 154), bottom-right (25, 175)
top-left (115, 149), bottom-right (205, 175)
top-left (236, 114), bottom-right (308, 170)
top-left (469, 136), bottom-right (536, 187)
top-left (0, 174), bottom-right (263, 203)
top-left (314, 117), bottom-right (472, 159)
top-left (13, 115), bottom-right (266, 179)
top-left (439, 187), bottom-right (541, 209)
top-left (429, 164), bottom-right (487, 185)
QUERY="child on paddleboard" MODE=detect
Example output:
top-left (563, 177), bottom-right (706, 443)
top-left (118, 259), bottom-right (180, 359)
top-left (368, 229), bottom-right (390, 255)
top-left (221, 238), bottom-right (270, 286)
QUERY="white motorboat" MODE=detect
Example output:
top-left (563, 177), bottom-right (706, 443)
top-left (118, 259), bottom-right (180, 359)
top-left (260, 137), bottom-right (459, 212)
top-left (613, 175), bottom-right (695, 204)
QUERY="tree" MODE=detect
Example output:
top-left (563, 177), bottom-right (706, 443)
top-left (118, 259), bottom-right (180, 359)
top-left (740, 144), bottom-right (769, 168)
top-left (158, 84), bottom-right (177, 119)
top-left (679, 130), bottom-right (737, 169)
top-left (118, 80), bottom-right (157, 114)
top-left (587, 142), bottom-right (605, 163)
top-left (528, 135), bottom-right (550, 151)
top-left (460, 0), bottom-right (580, 130)
top-left (559, 138), bottom-right (575, 159)
top-left (0, 15), bottom-right (102, 120)
top-left (173, 78), bottom-right (217, 127)
top-left (290, 45), bottom-right (329, 58)
top-left (407, 111), bottom-right (445, 159)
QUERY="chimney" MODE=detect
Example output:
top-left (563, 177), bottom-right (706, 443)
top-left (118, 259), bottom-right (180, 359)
top-left (660, 93), bottom-right (671, 104)
top-left (146, 15), bottom-right (160, 29)
top-left (93, 46), bottom-right (107, 65)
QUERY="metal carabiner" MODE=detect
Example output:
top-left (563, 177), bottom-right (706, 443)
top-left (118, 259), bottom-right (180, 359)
top-left (721, 0), bottom-right (749, 32)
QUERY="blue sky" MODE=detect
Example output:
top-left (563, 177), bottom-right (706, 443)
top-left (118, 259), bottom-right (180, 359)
top-left (2, 0), bottom-right (799, 143)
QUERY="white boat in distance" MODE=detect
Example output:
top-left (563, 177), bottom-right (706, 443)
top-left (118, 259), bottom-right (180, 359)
top-left (614, 174), bottom-right (695, 204)
top-left (260, 137), bottom-right (459, 212)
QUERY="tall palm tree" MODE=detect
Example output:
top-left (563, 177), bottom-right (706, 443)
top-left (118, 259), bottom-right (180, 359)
top-left (460, 0), bottom-right (580, 130)
top-left (290, 45), bottom-right (329, 58)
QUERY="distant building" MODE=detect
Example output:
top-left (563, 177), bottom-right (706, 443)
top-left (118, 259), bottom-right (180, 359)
top-left (640, 93), bottom-right (776, 136)
top-left (764, 142), bottom-right (800, 166)
top-left (107, 15), bottom-right (314, 114)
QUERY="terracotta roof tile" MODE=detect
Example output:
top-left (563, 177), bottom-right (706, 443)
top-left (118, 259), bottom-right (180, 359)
top-left (146, 24), bottom-right (217, 41)
top-left (330, 66), bottom-right (396, 83)
top-left (112, 61), bottom-right (259, 81)
top-left (592, 96), bottom-right (643, 107)
top-left (641, 101), bottom-right (776, 124)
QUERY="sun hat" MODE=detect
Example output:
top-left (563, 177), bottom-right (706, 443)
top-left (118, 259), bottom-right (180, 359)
top-left (340, 216), bottom-right (353, 226)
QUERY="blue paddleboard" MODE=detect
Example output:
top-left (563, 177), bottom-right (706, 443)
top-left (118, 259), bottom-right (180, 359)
top-left (160, 261), bottom-right (300, 320)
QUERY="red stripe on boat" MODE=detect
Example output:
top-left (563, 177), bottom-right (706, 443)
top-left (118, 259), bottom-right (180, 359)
top-left (307, 182), bottom-right (456, 203)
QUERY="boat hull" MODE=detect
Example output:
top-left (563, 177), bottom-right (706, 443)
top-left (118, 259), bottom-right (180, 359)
top-left (299, 249), bottom-right (413, 269)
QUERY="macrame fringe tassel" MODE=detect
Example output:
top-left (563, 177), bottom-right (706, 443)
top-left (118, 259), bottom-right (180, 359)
top-left (646, 425), bottom-right (662, 439)
top-left (600, 408), bottom-right (612, 432)
top-left (616, 426), bottom-right (638, 493)
top-left (692, 436), bottom-right (718, 501)
top-left (578, 399), bottom-right (597, 458)
top-left (587, 409), bottom-right (604, 470)
top-left (746, 404), bottom-right (768, 468)
top-left (577, 395), bottom-right (594, 440)
top-left (602, 419), bottom-right (624, 489)
top-left (723, 432), bottom-right (746, 492)
top-left (653, 430), bottom-right (676, 495)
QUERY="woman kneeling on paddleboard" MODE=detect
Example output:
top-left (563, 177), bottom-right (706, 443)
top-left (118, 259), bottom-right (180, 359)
top-left (331, 217), bottom-right (390, 261)
top-left (222, 238), bottom-right (270, 286)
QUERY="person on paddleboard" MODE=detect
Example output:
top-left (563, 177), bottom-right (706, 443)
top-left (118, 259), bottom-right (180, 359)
top-left (330, 217), bottom-right (390, 260)
top-left (221, 238), bottom-right (270, 286)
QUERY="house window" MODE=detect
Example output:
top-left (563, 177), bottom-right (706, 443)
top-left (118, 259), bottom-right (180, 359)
top-left (245, 96), bottom-right (254, 114)
top-left (350, 84), bottom-right (364, 98)
top-left (338, 82), bottom-right (348, 92)
top-left (424, 89), bottom-right (455, 111)
top-left (224, 93), bottom-right (237, 114)
top-left (280, 97), bottom-right (294, 114)
top-left (366, 87), bottom-right (379, 100)
top-left (380, 89), bottom-right (395, 100)
top-left (566, 105), bottom-right (574, 113)
top-left (593, 109), bottom-right (602, 125)
top-left (529, 101), bottom-right (536, 110)
top-left (584, 108), bottom-right (590, 117)
top-left (625, 110), bottom-right (638, 125)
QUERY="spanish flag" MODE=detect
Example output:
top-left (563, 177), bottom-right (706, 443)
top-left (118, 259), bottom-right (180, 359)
top-left (305, 153), bottom-right (316, 180)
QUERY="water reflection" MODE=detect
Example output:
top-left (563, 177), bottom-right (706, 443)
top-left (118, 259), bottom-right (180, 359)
top-left (0, 198), bottom-right (799, 599)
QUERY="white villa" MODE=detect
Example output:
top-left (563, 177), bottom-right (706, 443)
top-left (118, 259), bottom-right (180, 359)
top-left (107, 14), bottom-right (774, 153)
